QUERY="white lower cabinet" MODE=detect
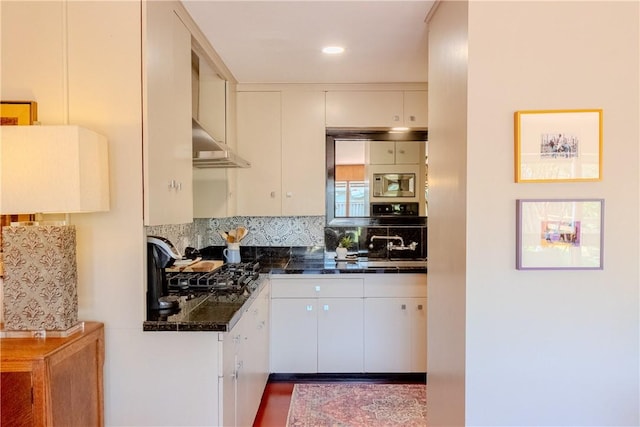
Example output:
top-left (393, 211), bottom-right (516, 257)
top-left (270, 274), bottom-right (427, 374)
top-left (364, 274), bottom-right (427, 373)
top-left (220, 280), bottom-right (270, 427)
top-left (364, 297), bottom-right (427, 372)
top-left (270, 276), bottom-right (364, 373)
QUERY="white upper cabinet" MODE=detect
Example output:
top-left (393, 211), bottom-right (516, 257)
top-left (325, 91), bottom-right (404, 127)
top-left (325, 90), bottom-right (427, 128)
top-left (281, 91), bottom-right (326, 216)
top-left (369, 140), bottom-right (422, 165)
top-left (236, 91), bottom-right (282, 216)
top-left (403, 90), bottom-right (428, 127)
top-left (236, 90), bottom-right (325, 216)
top-left (143, 2), bottom-right (193, 226)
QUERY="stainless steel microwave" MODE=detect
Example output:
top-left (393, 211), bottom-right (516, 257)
top-left (373, 173), bottom-right (416, 197)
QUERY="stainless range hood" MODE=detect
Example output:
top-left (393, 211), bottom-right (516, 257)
top-left (192, 118), bottom-right (250, 168)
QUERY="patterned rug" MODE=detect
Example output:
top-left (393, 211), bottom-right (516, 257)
top-left (286, 383), bottom-right (427, 426)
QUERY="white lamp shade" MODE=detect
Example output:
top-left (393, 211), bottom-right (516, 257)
top-left (1, 125), bottom-right (110, 214)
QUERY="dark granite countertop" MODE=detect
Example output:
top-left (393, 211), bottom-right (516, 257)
top-left (143, 247), bottom-right (426, 332)
top-left (143, 276), bottom-right (267, 332)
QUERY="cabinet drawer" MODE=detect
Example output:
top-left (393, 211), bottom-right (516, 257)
top-left (364, 274), bottom-right (427, 297)
top-left (271, 277), bottom-right (363, 298)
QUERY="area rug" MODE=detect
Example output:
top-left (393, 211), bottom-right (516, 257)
top-left (286, 383), bottom-right (427, 426)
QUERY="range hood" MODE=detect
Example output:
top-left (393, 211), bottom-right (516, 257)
top-left (192, 118), bottom-right (250, 168)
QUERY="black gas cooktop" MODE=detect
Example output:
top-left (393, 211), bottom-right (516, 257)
top-left (166, 261), bottom-right (260, 297)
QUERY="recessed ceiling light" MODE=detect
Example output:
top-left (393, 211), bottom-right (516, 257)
top-left (322, 46), bottom-right (345, 54)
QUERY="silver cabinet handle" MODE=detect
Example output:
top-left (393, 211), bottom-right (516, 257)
top-left (306, 305), bottom-right (313, 311)
top-left (323, 304), bottom-right (329, 311)
top-left (315, 285), bottom-right (321, 292)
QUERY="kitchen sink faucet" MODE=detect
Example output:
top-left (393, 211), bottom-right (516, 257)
top-left (369, 235), bottom-right (418, 251)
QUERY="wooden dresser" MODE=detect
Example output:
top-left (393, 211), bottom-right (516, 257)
top-left (1, 322), bottom-right (105, 426)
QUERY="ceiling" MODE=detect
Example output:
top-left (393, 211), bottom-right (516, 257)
top-left (181, 1), bottom-right (433, 84)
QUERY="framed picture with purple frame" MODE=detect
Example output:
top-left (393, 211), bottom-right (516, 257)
top-left (516, 199), bottom-right (604, 270)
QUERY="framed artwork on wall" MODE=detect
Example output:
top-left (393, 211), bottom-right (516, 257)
top-left (514, 109), bottom-right (603, 183)
top-left (0, 101), bottom-right (38, 125)
top-left (516, 198), bottom-right (604, 270)
top-left (0, 101), bottom-right (38, 262)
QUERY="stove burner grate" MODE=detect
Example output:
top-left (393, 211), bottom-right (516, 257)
top-left (166, 261), bottom-right (260, 294)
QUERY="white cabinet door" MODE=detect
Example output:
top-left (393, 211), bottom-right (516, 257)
top-left (364, 274), bottom-right (427, 373)
top-left (369, 141), bottom-right (421, 165)
top-left (241, 282), bottom-right (270, 426)
top-left (221, 281), bottom-right (270, 427)
top-left (412, 297), bottom-right (428, 372)
top-left (403, 90), bottom-right (428, 127)
top-left (326, 91), bottom-right (404, 127)
top-left (281, 91), bottom-right (326, 216)
top-left (317, 298), bottom-right (364, 372)
top-left (270, 298), bottom-right (318, 373)
top-left (395, 141), bottom-right (422, 164)
top-left (369, 141), bottom-right (396, 165)
top-left (237, 90), bottom-right (325, 216)
top-left (271, 276), bottom-right (364, 373)
top-left (143, 3), bottom-right (193, 225)
top-left (236, 91), bottom-right (282, 216)
top-left (220, 330), bottom-right (239, 427)
top-left (364, 298), bottom-right (413, 372)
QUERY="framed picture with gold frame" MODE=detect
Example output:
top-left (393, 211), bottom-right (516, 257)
top-left (514, 109), bottom-right (603, 183)
top-left (1, 101), bottom-right (38, 125)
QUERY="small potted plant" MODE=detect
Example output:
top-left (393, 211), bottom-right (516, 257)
top-left (336, 235), bottom-right (353, 259)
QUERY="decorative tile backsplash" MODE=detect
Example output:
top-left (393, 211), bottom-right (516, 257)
top-left (145, 216), bottom-right (426, 259)
top-left (146, 216), bottom-right (326, 253)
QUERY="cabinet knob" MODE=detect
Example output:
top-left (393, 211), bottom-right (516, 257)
top-left (168, 180), bottom-right (176, 190)
top-left (323, 304), bottom-right (329, 311)
top-left (399, 149), bottom-right (405, 154)
top-left (306, 305), bottom-right (313, 311)
top-left (401, 304), bottom-right (407, 310)
top-left (393, 115), bottom-right (400, 121)
top-left (315, 285), bottom-right (321, 292)
top-left (286, 192), bottom-right (293, 198)
top-left (387, 149), bottom-right (394, 154)
top-left (270, 191), bottom-right (276, 198)
top-left (409, 115), bottom-right (416, 122)
top-left (418, 304), bottom-right (423, 310)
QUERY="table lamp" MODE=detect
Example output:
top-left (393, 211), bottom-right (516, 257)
top-left (1, 125), bottom-right (109, 333)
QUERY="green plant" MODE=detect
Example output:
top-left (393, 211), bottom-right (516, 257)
top-left (338, 235), bottom-right (353, 248)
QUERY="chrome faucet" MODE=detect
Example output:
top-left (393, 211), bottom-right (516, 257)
top-left (369, 235), bottom-right (418, 251)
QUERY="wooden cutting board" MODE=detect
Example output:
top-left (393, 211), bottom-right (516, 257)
top-left (166, 260), bottom-right (223, 273)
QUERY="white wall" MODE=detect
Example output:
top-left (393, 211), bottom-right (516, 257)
top-left (1, 2), bottom-right (220, 425)
top-left (428, 1), bottom-right (640, 425)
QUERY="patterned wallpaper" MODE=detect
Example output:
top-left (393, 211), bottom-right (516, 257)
top-left (145, 216), bottom-right (326, 253)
